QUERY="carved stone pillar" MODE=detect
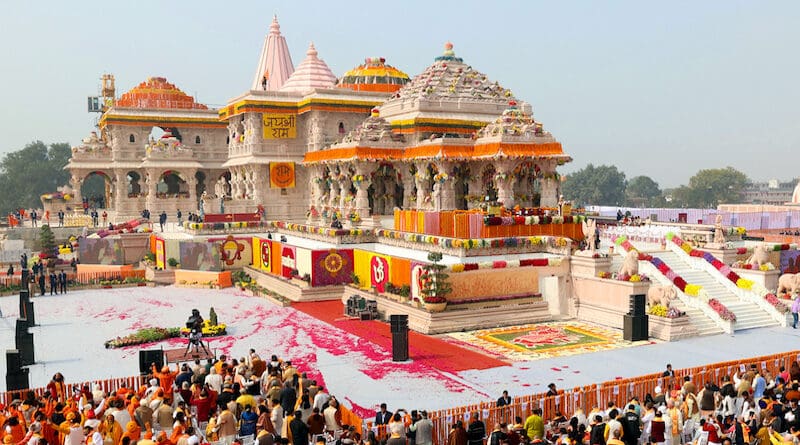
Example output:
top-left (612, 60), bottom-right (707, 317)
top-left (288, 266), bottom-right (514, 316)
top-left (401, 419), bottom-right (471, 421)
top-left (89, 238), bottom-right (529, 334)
top-left (308, 165), bottom-right (324, 225)
top-left (114, 171), bottom-right (126, 214)
top-left (413, 162), bottom-right (431, 210)
top-left (401, 168), bottom-right (415, 210)
top-left (435, 162), bottom-right (458, 211)
top-left (494, 160), bottom-right (518, 209)
top-left (70, 175), bottom-right (84, 210)
top-left (145, 169), bottom-right (157, 213)
top-left (354, 162), bottom-right (377, 222)
top-left (539, 159), bottom-right (559, 208)
top-left (187, 171), bottom-right (198, 213)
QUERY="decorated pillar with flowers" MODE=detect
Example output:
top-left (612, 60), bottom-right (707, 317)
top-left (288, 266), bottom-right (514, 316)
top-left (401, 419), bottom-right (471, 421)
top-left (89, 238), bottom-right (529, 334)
top-left (537, 159), bottom-right (558, 207)
top-left (494, 160), bottom-right (518, 209)
top-left (327, 169), bottom-right (340, 217)
top-left (307, 165), bottom-right (325, 224)
top-left (400, 167), bottom-right (415, 210)
top-left (353, 162), bottom-right (377, 223)
top-left (337, 171), bottom-right (353, 213)
top-left (433, 162), bottom-right (458, 210)
top-left (465, 167), bottom-right (484, 210)
top-left (413, 162), bottom-right (431, 210)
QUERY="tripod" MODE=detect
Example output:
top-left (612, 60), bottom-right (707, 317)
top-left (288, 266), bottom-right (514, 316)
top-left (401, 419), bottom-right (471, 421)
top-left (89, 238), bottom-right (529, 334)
top-left (184, 330), bottom-right (210, 357)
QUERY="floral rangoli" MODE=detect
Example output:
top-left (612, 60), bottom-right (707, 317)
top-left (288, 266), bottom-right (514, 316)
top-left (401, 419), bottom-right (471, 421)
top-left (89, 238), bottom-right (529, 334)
top-left (446, 321), bottom-right (655, 362)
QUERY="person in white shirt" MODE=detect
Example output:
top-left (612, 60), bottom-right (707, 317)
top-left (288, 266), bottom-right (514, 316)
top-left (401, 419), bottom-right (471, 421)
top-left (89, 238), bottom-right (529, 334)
top-left (313, 387), bottom-right (330, 412)
top-left (84, 425), bottom-right (103, 445)
top-left (205, 368), bottom-right (223, 394)
top-left (270, 400), bottom-right (284, 438)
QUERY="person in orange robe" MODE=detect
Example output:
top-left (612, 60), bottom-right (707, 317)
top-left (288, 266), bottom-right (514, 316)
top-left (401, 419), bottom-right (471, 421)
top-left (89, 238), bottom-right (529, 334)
top-left (121, 421), bottom-right (141, 444)
top-left (98, 414), bottom-right (123, 445)
top-left (151, 364), bottom-right (179, 398)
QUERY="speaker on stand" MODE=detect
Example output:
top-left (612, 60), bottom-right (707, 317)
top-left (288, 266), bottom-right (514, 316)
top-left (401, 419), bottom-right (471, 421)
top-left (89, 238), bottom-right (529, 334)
top-left (389, 315), bottom-right (409, 362)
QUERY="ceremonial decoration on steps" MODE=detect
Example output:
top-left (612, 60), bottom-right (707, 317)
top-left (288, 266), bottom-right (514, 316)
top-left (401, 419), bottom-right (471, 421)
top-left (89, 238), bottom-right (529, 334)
top-left (615, 234), bottom-right (737, 322)
top-left (666, 233), bottom-right (787, 313)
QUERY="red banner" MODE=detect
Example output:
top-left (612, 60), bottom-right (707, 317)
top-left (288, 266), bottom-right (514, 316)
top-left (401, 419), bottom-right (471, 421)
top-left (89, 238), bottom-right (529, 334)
top-left (311, 249), bottom-right (354, 287)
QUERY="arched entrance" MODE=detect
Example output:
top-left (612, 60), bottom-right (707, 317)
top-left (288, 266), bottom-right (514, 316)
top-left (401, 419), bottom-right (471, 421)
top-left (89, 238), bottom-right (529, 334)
top-left (81, 171), bottom-right (112, 210)
top-left (195, 171), bottom-right (207, 198)
top-left (126, 171), bottom-right (142, 197)
top-left (157, 171), bottom-right (188, 198)
top-left (370, 163), bottom-right (399, 215)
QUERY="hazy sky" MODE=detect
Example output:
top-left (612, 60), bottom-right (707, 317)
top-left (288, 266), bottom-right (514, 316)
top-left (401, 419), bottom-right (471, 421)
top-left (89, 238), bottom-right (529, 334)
top-left (1, 1), bottom-right (797, 188)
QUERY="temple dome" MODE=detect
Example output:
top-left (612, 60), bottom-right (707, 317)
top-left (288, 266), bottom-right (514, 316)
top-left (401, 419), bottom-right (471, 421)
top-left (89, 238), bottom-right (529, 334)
top-left (383, 42), bottom-right (515, 104)
top-left (115, 77), bottom-right (208, 110)
top-left (337, 57), bottom-right (410, 93)
top-left (279, 43), bottom-right (338, 93)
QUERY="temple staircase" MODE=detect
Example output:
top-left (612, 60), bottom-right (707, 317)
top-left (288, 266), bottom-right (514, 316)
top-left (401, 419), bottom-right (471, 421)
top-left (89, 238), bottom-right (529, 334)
top-left (654, 250), bottom-right (779, 331)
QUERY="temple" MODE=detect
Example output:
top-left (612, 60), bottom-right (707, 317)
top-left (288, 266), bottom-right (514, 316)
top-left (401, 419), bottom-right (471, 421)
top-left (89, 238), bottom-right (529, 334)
top-left (65, 20), bottom-right (570, 223)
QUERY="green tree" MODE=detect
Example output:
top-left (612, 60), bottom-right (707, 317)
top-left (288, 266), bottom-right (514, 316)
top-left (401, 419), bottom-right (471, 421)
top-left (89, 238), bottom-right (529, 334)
top-left (625, 175), bottom-right (663, 207)
top-left (670, 167), bottom-right (749, 208)
top-left (39, 224), bottom-right (57, 257)
top-left (561, 164), bottom-right (627, 207)
top-left (0, 141), bottom-right (72, 215)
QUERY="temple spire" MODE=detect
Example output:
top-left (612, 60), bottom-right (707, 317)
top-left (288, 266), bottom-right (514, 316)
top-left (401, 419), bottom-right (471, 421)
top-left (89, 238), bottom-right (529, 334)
top-left (251, 15), bottom-right (295, 91)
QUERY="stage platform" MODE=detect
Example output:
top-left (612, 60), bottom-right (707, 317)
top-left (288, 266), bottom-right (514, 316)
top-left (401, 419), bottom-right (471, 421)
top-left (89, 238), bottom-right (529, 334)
top-left (163, 346), bottom-right (216, 364)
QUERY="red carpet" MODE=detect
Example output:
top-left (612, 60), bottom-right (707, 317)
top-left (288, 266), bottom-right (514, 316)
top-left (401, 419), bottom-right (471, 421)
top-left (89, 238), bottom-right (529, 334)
top-left (292, 300), bottom-right (507, 373)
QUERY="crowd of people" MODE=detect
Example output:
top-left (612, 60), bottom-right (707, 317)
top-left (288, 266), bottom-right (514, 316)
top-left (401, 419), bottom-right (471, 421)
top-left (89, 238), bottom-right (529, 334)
top-left (0, 352), bottom-right (361, 445)
top-left (475, 363), bottom-right (800, 445)
top-left (6, 356), bottom-right (800, 445)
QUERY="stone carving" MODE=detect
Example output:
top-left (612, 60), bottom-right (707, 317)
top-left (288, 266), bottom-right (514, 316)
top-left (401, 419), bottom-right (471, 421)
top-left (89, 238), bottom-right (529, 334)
top-left (578, 219), bottom-right (598, 255)
top-left (618, 250), bottom-right (639, 277)
top-left (647, 285), bottom-right (677, 308)
top-left (72, 131), bottom-right (110, 154)
top-left (713, 214), bottom-right (726, 245)
top-left (778, 273), bottom-right (800, 296)
top-left (746, 243), bottom-right (770, 268)
top-left (215, 177), bottom-right (228, 199)
top-left (145, 130), bottom-right (191, 156)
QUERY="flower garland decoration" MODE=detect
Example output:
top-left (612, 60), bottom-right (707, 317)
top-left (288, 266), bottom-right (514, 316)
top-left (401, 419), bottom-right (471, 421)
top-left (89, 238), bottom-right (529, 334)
top-left (449, 257), bottom-right (561, 273)
top-left (374, 229), bottom-right (569, 252)
top-left (482, 215), bottom-right (585, 226)
top-left (764, 293), bottom-right (790, 313)
top-left (351, 174), bottom-right (366, 187)
top-left (493, 172), bottom-right (509, 182)
top-left (433, 172), bottom-right (449, 184)
top-left (666, 233), bottom-right (756, 291)
top-left (707, 298), bottom-right (737, 322)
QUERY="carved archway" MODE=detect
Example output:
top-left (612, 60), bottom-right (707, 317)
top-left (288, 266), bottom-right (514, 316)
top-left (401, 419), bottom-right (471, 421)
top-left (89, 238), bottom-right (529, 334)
top-left (80, 171), bottom-right (113, 209)
top-left (157, 170), bottom-right (188, 197)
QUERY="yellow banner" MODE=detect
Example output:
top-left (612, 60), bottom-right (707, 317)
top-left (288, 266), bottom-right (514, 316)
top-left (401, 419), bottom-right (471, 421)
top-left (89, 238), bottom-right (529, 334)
top-left (270, 162), bottom-right (296, 189)
top-left (262, 113), bottom-right (297, 139)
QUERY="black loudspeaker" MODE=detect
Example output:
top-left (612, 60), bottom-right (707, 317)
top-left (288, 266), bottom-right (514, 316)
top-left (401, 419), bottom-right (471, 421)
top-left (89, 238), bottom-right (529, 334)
top-left (629, 294), bottom-right (646, 317)
top-left (24, 301), bottom-right (35, 326)
top-left (623, 314), bottom-right (649, 341)
top-left (19, 289), bottom-right (29, 319)
top-left (6, 368), bottom-right (29, 391)
top-left (16, 332), bottom-right (34, 366)
top-left (390, 314), bottom-right (408, 333)
top-left (139, 349), bottom-right (164, 375)
top-left (6, 350), bottom-right (22, 372)
top-left (392, 331), bottom-right (409, 362)
top-left (15, 318), bottom-right (28, 338)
